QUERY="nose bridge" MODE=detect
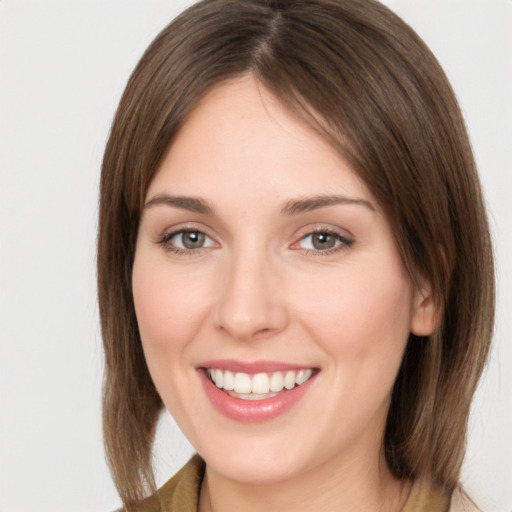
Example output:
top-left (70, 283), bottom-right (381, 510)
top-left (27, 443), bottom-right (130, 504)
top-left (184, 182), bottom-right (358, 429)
top-left (215, 243), bottom-right (287, 340)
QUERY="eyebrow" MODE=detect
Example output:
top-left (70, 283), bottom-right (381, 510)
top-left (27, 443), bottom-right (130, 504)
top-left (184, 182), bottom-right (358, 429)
top-left (280, 194), bottom-right (375, 215)
top-left (143, 193), bottom-right (375, 216)
top-left (144, 194), bottom-right (216, 215)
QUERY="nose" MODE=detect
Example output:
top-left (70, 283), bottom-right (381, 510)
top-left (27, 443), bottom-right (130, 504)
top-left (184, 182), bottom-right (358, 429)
top-left (214, 249), bottom-right (289, 341)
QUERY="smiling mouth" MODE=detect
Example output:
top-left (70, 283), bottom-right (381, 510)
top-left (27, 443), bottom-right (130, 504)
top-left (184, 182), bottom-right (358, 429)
top-left (205, 368), bottom-right (318, 400)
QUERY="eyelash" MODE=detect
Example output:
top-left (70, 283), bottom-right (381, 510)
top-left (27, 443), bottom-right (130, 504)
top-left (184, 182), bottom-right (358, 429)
top-left (156, 229), bottom-right (216, 256)
top-left (156, 228), bottom-right (354, 256)
top-left (294, 228), bottom-right (354, 256)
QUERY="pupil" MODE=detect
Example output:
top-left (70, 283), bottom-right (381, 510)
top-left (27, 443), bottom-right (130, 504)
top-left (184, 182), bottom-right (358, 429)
top-left (312, 233), bottom-right (335, 250)
top-left (183, 231), bottom-right (205, 249)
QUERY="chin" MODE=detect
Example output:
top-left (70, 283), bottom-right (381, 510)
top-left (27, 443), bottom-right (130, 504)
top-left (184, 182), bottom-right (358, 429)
top-left (192, 425), bottom-right (321, 485)
top-left (206, 448), bottom-right (306, 485)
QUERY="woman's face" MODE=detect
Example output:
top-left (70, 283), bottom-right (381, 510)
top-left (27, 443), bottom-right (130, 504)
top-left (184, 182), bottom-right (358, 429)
top-left (132, 75), bottom-right (434, 484)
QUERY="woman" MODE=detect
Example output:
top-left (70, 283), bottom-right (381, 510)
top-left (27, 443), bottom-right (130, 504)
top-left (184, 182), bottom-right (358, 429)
top-left (97, 0), bottom-right (495, 510)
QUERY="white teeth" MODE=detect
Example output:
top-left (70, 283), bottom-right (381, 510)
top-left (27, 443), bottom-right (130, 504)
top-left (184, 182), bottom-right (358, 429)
top-left (229, 392), bottom-right (278, 401)
top-left (284, 371), bottom-right (296, 390)
top-left (269, 372), bottom-right (284, 392)
top-left (223, 370), bottom-right (235, 391)
top-left (234, 372), bottom-right (252, 394)
top-left (296, 369), bottom-right (313, 385)
top-left (207, 368), bottom-right (315, 397)
top-left (251, 373), bottom-right (270, 394)
top-left (214, 369), bottom-right (223, 388)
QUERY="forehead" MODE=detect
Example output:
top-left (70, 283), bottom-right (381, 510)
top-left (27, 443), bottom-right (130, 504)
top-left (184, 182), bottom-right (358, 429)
top-left (147, 74), bottom-right (374, 208)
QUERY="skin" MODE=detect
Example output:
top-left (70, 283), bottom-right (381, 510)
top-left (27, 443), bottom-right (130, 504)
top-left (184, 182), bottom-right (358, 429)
top-left (132, 74), bottom-right (436, 512)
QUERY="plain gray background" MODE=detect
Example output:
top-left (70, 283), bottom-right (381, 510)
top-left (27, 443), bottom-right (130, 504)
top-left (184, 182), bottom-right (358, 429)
top-left (0, 1), bottom-right (511, 511)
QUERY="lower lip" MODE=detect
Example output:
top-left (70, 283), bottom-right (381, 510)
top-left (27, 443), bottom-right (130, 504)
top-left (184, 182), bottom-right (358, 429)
top-left (198, 370), bottom-right (317, 423)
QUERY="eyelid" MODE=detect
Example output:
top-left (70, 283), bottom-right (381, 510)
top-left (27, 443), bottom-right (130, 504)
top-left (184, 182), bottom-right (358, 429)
top-left (290, 226), bottom-right (354, 254)
top-left (155, 223), bottom-right (220, 254)
top-left (169, 230), bottom-right (216, 248)
top-left (153, 222), bottom-right (353, 256)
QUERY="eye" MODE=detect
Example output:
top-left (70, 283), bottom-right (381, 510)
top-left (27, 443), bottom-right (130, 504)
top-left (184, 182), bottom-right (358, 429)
top-left (159, 229), bottom-right (216, 252)
top-left (295, 230), bottom-right (353, 253)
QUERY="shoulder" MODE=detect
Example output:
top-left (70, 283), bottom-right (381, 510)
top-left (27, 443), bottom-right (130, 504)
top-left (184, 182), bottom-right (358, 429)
top-left (156, 454), bottom-right (205, 512)
top-left (449, 487), bottom-right (481, 512)
top-left (402, 480), bottom-right (482, 512)
top-left (120, 455), bottom-right (204, 512)
top-left (402, 480), bottom-right (450, 512)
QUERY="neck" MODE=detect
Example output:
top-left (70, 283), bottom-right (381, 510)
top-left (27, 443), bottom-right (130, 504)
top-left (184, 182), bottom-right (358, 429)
top-left (198, 446), bottom-right (411, 512)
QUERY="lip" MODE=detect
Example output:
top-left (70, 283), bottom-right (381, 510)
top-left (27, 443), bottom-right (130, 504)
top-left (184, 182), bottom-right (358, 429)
top-left (197, 361), bottom-right (319, 423)
top-left (198, 359), bottom-right (313, 374)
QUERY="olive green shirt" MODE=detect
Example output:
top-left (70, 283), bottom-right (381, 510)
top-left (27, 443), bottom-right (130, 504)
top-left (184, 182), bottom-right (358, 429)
top-left (139, 455), bottom-right (449, 512)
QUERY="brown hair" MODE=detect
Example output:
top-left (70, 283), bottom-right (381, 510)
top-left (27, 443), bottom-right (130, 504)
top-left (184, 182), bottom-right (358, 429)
top-left (97, 0), bottom-right (495, 509)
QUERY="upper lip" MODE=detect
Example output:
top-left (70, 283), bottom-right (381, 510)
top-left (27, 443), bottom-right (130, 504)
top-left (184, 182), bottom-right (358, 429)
top-left (197, 359), bottom-right (317, 374)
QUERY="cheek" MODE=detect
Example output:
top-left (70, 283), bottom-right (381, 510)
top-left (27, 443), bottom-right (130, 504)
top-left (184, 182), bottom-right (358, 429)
top-left (294, 260), bottom-right (414, 377)
top-left (297, 268), bottom-right (413, 444)
top-left (132, 251), bottom-right (211, 360)
top-left (131, 250), bottom-right (218, 425)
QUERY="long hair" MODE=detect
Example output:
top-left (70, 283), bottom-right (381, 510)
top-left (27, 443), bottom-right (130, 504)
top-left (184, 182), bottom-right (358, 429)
top-left (97, 0), bottom-right (495, 509)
